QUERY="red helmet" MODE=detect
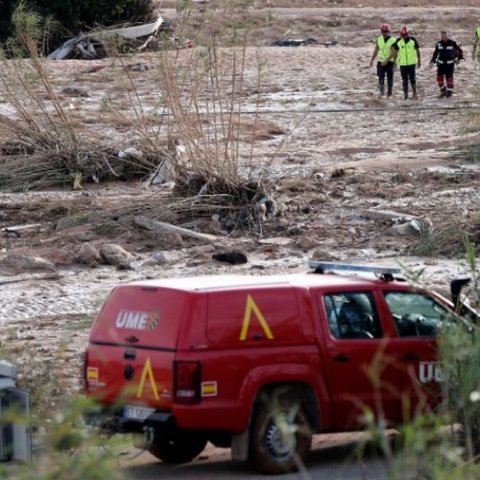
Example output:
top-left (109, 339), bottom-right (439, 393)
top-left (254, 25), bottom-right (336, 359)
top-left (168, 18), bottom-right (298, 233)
top-left (380, 23), bottom-right (391, 33)
top-left (400, 26), bottom-right (409, 36)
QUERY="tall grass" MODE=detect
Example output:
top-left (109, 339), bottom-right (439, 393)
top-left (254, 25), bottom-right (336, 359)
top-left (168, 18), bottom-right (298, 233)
top-left (9, 397), bottom-right (127, 480)
top-left (0, 0), bottom-right (281, 232)
top-left (360, 241), bottom-right (480, 479)
top-left (0, 2), bottom-right (77, 150)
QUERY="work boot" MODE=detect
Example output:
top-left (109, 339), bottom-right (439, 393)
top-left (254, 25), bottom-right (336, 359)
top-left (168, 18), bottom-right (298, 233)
top-left (445, 90), bottom-right (453, 98)
top-left (439, 86), bottom-right (446, 98)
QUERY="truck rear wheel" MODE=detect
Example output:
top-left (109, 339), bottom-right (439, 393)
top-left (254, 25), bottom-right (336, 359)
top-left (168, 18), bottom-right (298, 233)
top-left (250, 397), bottom-right (312, 474)
top-left (148, 432), bottom-right (207, 464)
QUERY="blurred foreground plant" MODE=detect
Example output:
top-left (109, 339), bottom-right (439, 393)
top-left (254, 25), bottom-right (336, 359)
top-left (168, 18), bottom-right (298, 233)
top-left (0, 395), bottom-right (126, 480)
top-left (362, 239), bottom-right (480, 479)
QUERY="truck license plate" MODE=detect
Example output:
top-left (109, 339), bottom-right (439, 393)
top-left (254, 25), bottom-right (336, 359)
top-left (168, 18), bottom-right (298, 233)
top-left (123, 405), bottom-right (155, 420)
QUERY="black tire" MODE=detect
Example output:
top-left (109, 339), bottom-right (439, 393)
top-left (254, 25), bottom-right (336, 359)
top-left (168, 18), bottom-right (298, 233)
top-left (249, 396), bottom-right (312, 474)
top-left (148, 431), bottom-right (207, 464)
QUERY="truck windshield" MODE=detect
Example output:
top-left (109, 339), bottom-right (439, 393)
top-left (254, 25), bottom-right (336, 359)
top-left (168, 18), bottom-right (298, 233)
top-left (384, 291), bottom-right (453, 338)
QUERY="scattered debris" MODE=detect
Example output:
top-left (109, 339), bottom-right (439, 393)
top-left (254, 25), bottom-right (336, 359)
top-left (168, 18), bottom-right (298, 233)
top-left (62, 85), bottom-right (90, 97)
top-left (133, 216), bottom-right (218, 243)
top-left (410, 217), bottom-right (433, 234)
top-left (0, 253), bottom-right (57, 273)
top-left (254, 196), bottom-right (276, 222)
top-left (149, 252), bottom-right (168, 265)
top-left (384, 223), bottom-right (421, 237)
top-left (99, 244), bottom-right (134, 270)
top-left (124, 63), bottom-right (150, 72)
top-left (118, 147), bottom-right (144, 161)
top-left (76, 243), bottom-right (102, 266)
top-left (48, 16), bottom-right (167, 60)
top-left (212, 251), bottom-right (248, 265)
top-left (360, 209), bottom-right (418, 223)
top-left (2, 223), bottom-right (43, 237)
top-left (271, 37), bottom-right (319, 47)
top-left (270, 38), bottom-right (338, 47)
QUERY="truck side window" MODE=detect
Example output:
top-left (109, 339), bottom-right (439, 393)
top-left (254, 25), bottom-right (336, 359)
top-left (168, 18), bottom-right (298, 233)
top-left (324, 292), bottom-right (382, 340)
top-left (384, 291), bottom-right (452, 338)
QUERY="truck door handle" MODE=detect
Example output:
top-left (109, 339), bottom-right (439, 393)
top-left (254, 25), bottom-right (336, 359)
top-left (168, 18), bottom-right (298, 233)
top-left (333, 354), bottom-right (350, 362)
top-left (402, 353), bottom-right (419, 361)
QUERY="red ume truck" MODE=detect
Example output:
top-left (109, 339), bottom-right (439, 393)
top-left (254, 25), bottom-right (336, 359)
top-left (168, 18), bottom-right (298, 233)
top-left (83, 261), bottom-right (475, 474)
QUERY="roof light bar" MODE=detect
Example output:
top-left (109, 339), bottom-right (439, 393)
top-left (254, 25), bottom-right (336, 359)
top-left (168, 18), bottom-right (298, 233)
top-left (309, 260), bottom-right (401, 275)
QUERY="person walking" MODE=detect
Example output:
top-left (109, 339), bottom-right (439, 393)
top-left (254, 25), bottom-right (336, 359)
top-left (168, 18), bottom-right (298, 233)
top-left (431, 30), bottom-right (463, 98)
top-left (369, 23), bottom-right (396, 98)
top-left (391, 26), bottom-right (421, 100)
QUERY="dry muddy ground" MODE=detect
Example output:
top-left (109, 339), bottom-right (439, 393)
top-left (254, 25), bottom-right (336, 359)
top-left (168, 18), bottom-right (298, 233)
top-left (0, 0), bottom-right (480, 435)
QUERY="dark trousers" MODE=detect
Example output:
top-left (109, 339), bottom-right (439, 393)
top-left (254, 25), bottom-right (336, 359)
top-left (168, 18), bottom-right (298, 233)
top-left (399, 65), bottom-right (417, 98)
top-left (376, 62), bottom-right (394, 95)
top-left (436, 63), bottom-right (455, 94)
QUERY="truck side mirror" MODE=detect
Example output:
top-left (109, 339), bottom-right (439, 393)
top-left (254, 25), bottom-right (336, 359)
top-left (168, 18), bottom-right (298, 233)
top-left (450, 277), bottom-right (480, 324)
top-left (450, 277), bottom-right (471, 310)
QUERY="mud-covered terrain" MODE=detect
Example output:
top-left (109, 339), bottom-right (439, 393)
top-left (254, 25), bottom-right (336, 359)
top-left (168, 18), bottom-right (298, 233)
top-left (0, 0), bottom-right (479, 433)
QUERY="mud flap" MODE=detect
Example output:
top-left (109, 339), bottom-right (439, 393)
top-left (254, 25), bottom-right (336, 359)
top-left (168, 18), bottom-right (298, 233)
top-left (231, 429), bottom-right (249, 461)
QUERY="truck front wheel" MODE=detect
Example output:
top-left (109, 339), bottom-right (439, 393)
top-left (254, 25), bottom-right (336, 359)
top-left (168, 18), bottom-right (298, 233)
top-left (250, 399), bottom-right (312, 474)
top-left (148, 431), bottom-right (207, 464)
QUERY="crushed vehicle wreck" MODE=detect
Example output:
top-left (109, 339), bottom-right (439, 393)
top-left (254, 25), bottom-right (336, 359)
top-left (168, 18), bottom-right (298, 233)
top-left (48, 16), bottom-right (169, 60)
top-left (83, 261), bottom-right (477, 474)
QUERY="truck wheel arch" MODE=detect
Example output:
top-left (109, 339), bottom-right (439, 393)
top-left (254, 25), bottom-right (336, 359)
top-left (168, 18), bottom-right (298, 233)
top-left (253, 382), bottom-right (320, 432)
top-left (232, 381), bottom-right (320, 462)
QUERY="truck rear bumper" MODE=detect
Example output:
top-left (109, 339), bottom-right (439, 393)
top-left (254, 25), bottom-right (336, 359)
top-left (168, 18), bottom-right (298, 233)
top-left (84, 408), bottom-right (175, 434)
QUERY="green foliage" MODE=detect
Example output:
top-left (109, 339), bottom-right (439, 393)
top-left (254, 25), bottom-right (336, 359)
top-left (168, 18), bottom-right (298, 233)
top-left (357, 247), bottom-right (480, 478)
top-left (12, 1), bottom-right (46, 42)
top-left (5, 0), bottom-right (59, 56)
top-left (440, 323), bottom-right (480, 453)
top-left (10, 397), bottom-right (126, 480)
top-left (0, 0), bottom-right (18, 43)
top-left (0, 0), bottom-right (154, 48)
top-left (359, 320), bottom-right (480, 479)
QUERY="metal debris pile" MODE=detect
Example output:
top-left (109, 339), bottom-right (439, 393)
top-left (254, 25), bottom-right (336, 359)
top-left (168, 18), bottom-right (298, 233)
top-left (48, 16), bottom-right (173, 60)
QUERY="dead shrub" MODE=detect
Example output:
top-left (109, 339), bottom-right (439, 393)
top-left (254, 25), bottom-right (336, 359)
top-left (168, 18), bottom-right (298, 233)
top-left (0, 1), bottom-right (296, 233)
top-left (408, 214), bottom-right (480, 257)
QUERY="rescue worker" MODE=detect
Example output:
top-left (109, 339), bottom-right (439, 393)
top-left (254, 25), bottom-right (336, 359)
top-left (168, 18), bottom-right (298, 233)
top-left (391, 26), bottom-right (421, 100)
top-left (431, 30), bottom-right (463, 98)
top-left (472, 24), bottom-right (480, 61)
top-left (369, 23), bottom-right (396, 98)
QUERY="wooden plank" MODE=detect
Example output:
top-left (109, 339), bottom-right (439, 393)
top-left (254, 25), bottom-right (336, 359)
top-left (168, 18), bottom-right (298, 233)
top-left (133, 216), bottom-right (218, 242)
